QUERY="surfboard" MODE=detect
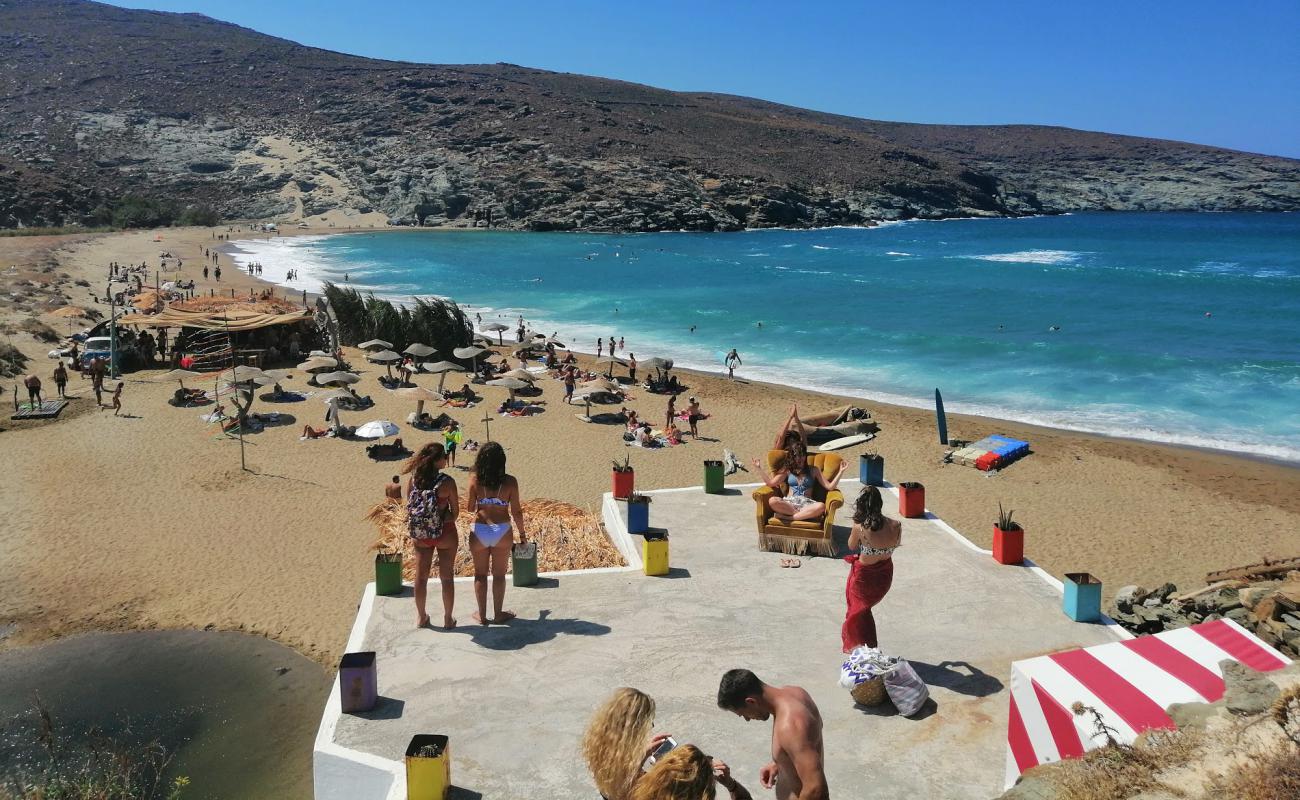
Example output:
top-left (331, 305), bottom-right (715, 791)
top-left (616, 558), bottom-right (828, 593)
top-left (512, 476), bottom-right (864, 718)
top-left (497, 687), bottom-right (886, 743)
top-left (819, 432), bottom-right (875, 452)
top-left (935, 388), bottom-right (948, 445)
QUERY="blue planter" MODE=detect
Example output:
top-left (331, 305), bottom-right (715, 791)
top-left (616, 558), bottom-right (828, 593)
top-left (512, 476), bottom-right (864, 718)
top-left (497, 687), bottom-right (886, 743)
top-left (859, 454), bottom-right (884, 486)
top-left (627, 500), bottom-right (650, 534)
top-left (1063, 572), bottom-right (1103, 623)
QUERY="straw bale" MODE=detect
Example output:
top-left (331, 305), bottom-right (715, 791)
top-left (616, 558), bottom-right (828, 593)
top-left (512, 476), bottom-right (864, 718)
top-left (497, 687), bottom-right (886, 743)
top-left (367, 497), bottom-right (624, 580)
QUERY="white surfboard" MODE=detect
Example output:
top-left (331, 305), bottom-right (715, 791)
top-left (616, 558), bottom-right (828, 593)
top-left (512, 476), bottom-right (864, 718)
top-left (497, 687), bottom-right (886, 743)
top-left (819, 432), bottom-right (875, 452)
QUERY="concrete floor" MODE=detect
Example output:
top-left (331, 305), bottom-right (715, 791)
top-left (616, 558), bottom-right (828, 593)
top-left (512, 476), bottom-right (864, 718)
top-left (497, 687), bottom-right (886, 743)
top-left (333, 482), bottom-right (1120, 798)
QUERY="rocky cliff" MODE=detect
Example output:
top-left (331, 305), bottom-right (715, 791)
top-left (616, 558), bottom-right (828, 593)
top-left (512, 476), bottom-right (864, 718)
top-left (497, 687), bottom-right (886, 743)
top-left (2, 0), bottom-right (1298, 230)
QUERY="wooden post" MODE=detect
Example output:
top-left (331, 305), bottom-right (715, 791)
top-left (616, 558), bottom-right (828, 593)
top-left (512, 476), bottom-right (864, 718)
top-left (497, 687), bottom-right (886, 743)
top-left (481, 411), bottom-right (493, 443)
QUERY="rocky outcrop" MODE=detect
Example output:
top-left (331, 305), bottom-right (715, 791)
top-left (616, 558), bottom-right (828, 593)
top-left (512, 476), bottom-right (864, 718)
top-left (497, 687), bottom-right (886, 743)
top-left (0, 0), bottom-right (1297, 230)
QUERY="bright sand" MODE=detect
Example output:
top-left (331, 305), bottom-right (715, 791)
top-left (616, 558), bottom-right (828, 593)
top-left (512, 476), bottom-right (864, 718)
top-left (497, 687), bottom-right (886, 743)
top-left (2, 226), bottom-right (1298, 665)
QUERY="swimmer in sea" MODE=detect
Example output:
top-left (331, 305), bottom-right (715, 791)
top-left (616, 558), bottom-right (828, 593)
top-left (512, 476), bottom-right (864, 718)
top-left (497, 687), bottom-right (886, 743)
top-left (1049, 325), bottom-right (1060, 332)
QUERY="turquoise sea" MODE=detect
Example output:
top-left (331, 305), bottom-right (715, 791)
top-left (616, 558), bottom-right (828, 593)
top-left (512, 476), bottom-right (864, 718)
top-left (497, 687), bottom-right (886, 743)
top-left (230, 212), bottom-right (1300, 462)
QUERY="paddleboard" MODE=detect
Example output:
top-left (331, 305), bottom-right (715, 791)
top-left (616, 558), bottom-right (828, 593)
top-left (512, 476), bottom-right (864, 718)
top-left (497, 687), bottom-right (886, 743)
top-left (819, 432), bottom-right (875, 452)
top-left (935, 388), bottom-right (948, 445)
top-left (574, 413), bottom-right (593, 422)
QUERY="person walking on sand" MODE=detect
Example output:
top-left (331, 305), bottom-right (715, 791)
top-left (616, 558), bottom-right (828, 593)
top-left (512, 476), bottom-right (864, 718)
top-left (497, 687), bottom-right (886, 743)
top-left (627, 352), bottom-right (637, 383)
top-left (52, 362), bottom-right (68, 399)
top-left (465, 442), bottom-right (528, 625)
top-left (403, 443), bottom-right (460, 629)
top-left (597, 338), bottom-right (604, 358)
top-left (89, 357), bottom-right (105, 405)
top-left (843, 485), bottom-right (901, 651)
top-left (110, 381), bottom-right (123, 416)
top-left (203, 265), bottom-right (209, 280)
top-left (385, 475), bottom-right (402, 501)
top-left (717, 669), bottom-right (827, 800)
top-left (214, 265), bottom-right (221, 282)
top-left (23, 374), bottom-right (42, 408)
top-left (563, 367), bottom-right (576, 404)
top-left (725, 349), bottom-right (742, 379)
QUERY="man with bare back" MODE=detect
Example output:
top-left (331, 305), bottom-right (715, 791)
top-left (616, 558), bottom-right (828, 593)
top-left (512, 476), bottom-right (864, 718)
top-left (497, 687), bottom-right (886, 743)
top-left (717, 669), bottom-right (828, 799)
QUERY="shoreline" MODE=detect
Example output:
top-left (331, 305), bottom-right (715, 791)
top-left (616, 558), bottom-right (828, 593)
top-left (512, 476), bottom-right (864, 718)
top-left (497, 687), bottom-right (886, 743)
top-left (222, 224), bottom-right (1300, 466)
top-left (1, 224), bottom-right (1298, 669)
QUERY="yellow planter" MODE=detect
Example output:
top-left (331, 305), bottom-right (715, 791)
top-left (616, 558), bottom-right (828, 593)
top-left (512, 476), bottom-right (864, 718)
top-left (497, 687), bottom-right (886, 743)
top-left (405, 735), bottom-right (450, 800)
top-left (642, 538), bottom-right (669, 576)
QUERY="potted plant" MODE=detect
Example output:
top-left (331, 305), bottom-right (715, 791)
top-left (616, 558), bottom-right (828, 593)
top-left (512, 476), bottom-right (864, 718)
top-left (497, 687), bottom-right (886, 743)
top-left (626, 492), bottom-right (652, 534)
top-left (405, 734), bottom-right (451, 800)
top-left (611, 453), bottom-right (634, 499)
top-left (374, 550), bottom-right (404, 596)
top-left (898, 481), bottom-right (925, 518)
top-left (993, 503), bottom-right (1024, 565)
top-left (859, 452), bottom-right (884, 486)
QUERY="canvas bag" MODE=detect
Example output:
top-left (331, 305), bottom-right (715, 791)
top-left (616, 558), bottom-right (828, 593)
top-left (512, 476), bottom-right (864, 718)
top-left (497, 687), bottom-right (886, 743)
top-left (882, 658), bottom-right (929, 716)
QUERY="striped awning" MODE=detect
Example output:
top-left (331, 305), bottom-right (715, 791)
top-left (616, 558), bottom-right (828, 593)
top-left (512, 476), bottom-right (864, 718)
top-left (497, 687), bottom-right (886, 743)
top-left (1005, 618), bottom-right (1288, 788)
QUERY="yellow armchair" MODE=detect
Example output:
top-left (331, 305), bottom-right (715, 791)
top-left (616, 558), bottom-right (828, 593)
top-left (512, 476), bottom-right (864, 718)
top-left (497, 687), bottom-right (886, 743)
top-left (752, 449), bottom-right (844, 557)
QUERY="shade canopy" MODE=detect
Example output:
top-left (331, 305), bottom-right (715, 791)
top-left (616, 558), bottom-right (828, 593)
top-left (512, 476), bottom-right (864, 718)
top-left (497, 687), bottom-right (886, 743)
top-left (317, 388), bottom-right (356, 402)
top-left (355, 420), bottom-right (400, 439)
top-left (396, 387), bottom-right (443, 401)
top-left (261, 369), bottom-right (295, 382)
top-left (316, 371), bottom-right (360, 386)
top-left (368, 350), bottom-right (402, 363)
top-left (403, 343), bottom-right (437, 358)
top-left (453, 346), bottom-right (490, 360)
top-left (297, 358), bottom-right (338, 372)
top-left (158, 368), bottom-right (202, 382)
top-left (358, 339), bottom-right (392, 350)
top-left (421, 361), bottom-right (466, 374)
top-left (48, 305), bottom-right (91, 319)
top-left (487, 377), bottom-right (530, 390)
top-left (643, 357), bottom-right (673, 371)
top-left (595, 355), bottom-right (627, 366)
top-left (219, 365), bottom-right (267, 383)
top-left (580, 377), bottom-right (620, 392)
top-left (481, 322), bottom-right (509, 332)
top-left (503, 369), bottom-right (537, 382)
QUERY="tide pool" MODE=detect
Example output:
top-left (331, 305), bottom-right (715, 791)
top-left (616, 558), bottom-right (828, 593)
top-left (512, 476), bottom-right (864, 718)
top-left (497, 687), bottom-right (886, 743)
top-left (229, 212), bottom-right (1300, 462)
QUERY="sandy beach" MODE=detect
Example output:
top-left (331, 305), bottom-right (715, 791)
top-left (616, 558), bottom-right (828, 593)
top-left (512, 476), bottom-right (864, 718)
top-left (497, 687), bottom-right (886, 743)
top-left (2, 224), bottom-right (1298, 666)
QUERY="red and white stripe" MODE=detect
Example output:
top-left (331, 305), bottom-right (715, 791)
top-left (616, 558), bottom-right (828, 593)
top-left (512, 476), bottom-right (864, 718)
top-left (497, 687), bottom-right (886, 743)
top-left (1005, 619), bottom-right (1288, 788)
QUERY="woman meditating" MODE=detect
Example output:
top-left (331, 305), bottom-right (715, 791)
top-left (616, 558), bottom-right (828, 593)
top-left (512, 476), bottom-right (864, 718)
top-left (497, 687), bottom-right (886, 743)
top-left (465, 442), bottom-right (527, 625)
top-left (842, 485), bottom-right (902, 651)
top-left (403, 442), bottom-right (460, 629)
top-left (752, 438), bottom-right (846, 522)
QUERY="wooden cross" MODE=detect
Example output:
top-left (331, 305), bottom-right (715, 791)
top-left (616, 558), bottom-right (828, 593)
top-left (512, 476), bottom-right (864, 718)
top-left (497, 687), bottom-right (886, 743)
top-left (481, 411), bottom-right (493, 443)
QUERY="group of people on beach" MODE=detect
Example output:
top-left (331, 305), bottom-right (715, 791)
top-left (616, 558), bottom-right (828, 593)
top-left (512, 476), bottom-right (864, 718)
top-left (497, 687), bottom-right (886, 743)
top-left (397, 440), bottom-right (527, 629)
top-left (584, 671), bottom-right (827, 800)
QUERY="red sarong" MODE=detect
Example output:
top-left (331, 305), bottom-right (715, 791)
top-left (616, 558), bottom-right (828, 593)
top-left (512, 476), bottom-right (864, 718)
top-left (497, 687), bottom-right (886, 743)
top-left (842, 555), bottom-right (893, 652)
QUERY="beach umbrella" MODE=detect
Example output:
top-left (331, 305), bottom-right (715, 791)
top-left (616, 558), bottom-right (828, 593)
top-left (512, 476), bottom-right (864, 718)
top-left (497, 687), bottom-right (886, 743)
top-left (421, 360), bottom-right (467, 393)
top-left (481, 322), bottom-right (509, 346)
top-left (595, 355), bottom-right (626, 378)
top-left (358, 339), bottom-right (392, 351)
top-left (403, 343), bottom-right (437, 358)
top-left (308, 350), bottom-right (334, 358)
top-left (644, 357), bottom-right (673, 372)
top-left (318, 388), bottom-right (356, 402)
top-left (47, 305), bottom-right (91, 337)
top-left (503, 368), bottom-right (537, 383)
top-left (297, 358), bottom-right (337, 372)
top-left (571, 389), bottom-right (598, 421)
top-left (487, 376), bottom-right (530, 403)
top-left (355, 419), bottom-right (400, 439)
top-left (219, 365), bottom-right (267, 384)
top-left (316, 371), bottom-right (360, 386)
top-left (396, 386), bottom-right (442, 418)
top-left (159, 367), bottom-right (201, 392)
top-left (580, 377), bottom-right (620, 393)
top-left (261, 369), bottom-right (294, 383)
top-left (454, 345), bottom-right (491, 375)
top-left (546, 337), bottom-right (567, 349)
top-left (368, 349), bottom-right (401, 380)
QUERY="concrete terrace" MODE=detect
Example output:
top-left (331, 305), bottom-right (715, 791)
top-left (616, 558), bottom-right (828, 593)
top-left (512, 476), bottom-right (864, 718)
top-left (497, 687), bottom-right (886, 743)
top-left (316, 481), bottom-right (1124, 799)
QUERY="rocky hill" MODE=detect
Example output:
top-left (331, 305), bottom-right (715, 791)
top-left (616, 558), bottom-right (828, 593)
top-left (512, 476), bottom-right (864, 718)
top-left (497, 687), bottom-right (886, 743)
top-left (2, 0), bottom-right (1298, 231)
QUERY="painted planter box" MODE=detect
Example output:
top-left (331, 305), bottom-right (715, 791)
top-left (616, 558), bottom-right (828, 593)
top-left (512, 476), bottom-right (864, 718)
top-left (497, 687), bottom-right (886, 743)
top-left (703, 460), bottom-right (725, 493)
top-left (612, 468), bottom-right (635, 499)
top-left (338, 651), bottom-right (377, 714)
top-left (1063, 572), bottom-right (1103, 623)
top-left (859, 454), bottom-right (884, 486)
top-left (643, 537), bottom-right (669, 576)
top-left (512, 542), bottom-right (538, 587)
top-left (375, 553), bottom-right (403, 596)
top-left (627, 496), bottom-right (651, 534)
top-left (405, 734), bottom-right (451, 800)
top-left (993, 525), bottom-right (1025, 565)
top-left (898, 482), bottom-right (926, 518)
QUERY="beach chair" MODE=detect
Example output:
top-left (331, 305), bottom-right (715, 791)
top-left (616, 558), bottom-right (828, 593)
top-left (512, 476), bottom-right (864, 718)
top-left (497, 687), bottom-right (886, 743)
top-left (752, 449), bottom-right (844, 557)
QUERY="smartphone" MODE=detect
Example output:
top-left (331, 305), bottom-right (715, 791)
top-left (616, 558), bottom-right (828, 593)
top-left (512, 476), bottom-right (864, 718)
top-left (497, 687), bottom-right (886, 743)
top-left (647, 736), bottom-right (677, 765)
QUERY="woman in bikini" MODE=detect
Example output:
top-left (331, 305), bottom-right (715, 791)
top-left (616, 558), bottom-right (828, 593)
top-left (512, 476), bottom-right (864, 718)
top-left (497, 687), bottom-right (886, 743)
top-left (403, 442), bottom-right (460, 629)
top-left (751, 437), bottom-right (846, 522)
top-left (465, 442), bottom-right (528, 625)
top-left (842, 485), bottom-right (902, 651)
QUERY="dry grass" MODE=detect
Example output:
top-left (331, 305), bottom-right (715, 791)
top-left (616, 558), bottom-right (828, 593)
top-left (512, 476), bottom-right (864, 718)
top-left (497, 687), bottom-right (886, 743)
top-left (169, 295), bottom-right (302, 314)
top-left (367, 497), bottom-right (625, 579)
top-left (1201, 741), bottom-right (1300, 799)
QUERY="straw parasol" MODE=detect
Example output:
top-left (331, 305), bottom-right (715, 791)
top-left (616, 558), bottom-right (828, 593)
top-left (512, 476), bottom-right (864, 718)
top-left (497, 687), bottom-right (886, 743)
top-left (368, 349), bottom-right (401, 380)
top-left (453, 345), bottom-right (490, 375)
top-left (358, 339), bottom-right (392, 351)
top-left (396, 386), bottom-right (442, 418)
top-left (317, 388), bottom-right (356, 402)
top-left (595, 354), bottom-right (627, 378)
top-left (355, 419), bottom-right (399, 439)
top-left (261, 369), bottom-right (294, 383)
top-left (481, 322), bottom-right (509, 346)
top-left (503, 368), bottom-right (537, 383)
top-left (316, 371), bottom-right (360, 386)
top-left (403, 343), bottom-right (437, 359)
top-left (297, 357), bottom-right (337, 372)
top-left (158, 367), bottom-right (201, 392)
top-left (643, 357), bottom-right (673, 372)
top-left (219, 365), bottom-right (267, 384)
top-left (487, 376), bottom-right (530, 403)
top-left (47, 305), bottom-right (91, 337)
top-left (421, 360), bottom-right (467, 393)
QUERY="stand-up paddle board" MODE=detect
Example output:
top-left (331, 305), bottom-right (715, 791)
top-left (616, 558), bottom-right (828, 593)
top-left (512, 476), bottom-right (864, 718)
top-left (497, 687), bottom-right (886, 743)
top-left (935, 388), bottom-right (948, 445)
top-left (819, 432), bottom-right (875, 452)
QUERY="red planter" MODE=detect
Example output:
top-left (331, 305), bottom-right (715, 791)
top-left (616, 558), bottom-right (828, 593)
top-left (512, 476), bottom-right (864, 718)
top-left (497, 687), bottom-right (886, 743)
top-left (612, 469), bottom-right (634, 500)
top-left (898, 482), bottom-right (926, 518)
top-left (993, 524), bottom-right (1024, 565)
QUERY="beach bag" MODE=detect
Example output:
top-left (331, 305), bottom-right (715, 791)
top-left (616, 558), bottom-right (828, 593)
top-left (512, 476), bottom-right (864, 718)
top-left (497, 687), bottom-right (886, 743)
top-left (406, 474), bottom-right (451, 541)
top-left (882, 659), bottom-right (929, 716)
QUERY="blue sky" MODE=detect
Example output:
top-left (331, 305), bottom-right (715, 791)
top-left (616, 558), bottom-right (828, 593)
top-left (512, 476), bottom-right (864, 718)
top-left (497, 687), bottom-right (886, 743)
top-left (109, 0), bottom-right (1299, 158)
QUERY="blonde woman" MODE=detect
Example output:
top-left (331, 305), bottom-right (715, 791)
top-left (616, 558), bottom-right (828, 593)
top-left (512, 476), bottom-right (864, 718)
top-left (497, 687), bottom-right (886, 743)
top-left (631, 745), bottom-right (752, 800)
top-left (583, 688), bottom-right (668, 800)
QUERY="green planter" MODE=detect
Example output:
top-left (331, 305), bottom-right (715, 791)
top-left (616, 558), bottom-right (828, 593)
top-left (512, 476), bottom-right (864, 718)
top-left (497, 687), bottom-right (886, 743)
top-left (512, 542), bottom-right (538, 587)
top-left (375, 553), bottom-right (403, 596)
top-left (703, 460), bottom-right (725, 493)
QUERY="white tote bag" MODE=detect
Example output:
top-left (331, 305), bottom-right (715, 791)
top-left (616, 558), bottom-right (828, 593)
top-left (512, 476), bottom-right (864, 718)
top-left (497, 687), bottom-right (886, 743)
top-left (882, 659), bottom-right (929, 716)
